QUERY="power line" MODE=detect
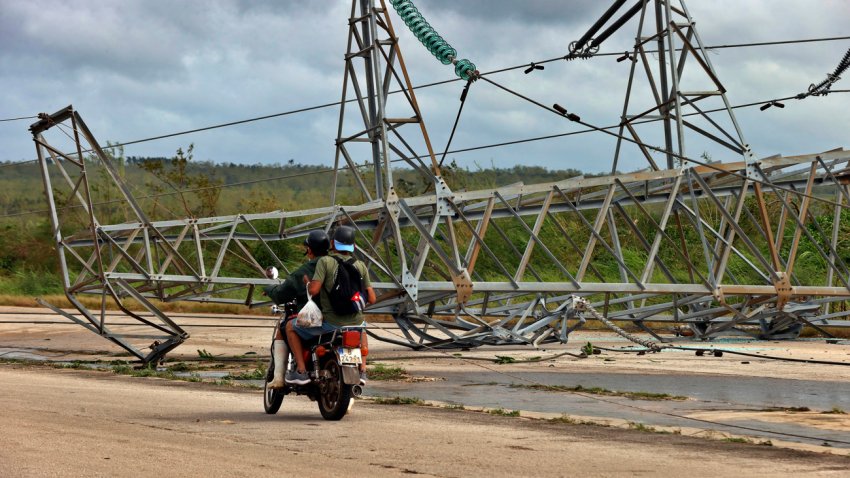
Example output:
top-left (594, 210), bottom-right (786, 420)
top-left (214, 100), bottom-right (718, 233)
top-left (369, 323), bottom-right (850, 446)
top-left (1, 88), bottom-right (848, 220)
top-left (2, 34), bottom-right (849, 214)
top-left (0, 115), bottom-right (38, 122)
top-left (2, 34), bottom-right (848, 167)
top-left (478, 75), bottom-right (850, 209)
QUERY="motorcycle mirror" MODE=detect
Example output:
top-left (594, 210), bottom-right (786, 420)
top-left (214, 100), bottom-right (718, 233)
top-left (265, 266), bottom-right (279, 280)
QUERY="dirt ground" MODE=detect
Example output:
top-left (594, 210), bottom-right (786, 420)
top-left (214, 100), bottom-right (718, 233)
top-left (2, 306), bottom-right (850, 476)
top-left (2, 365), bottom-right (850, 478)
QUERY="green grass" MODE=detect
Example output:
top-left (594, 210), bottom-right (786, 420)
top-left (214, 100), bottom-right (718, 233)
top-left (720, 437), bottom-right (772, 446)
top-left (627, 421), bottom-right (667, 433)
top-left (547, 414), bottom-right (610, 427)
top-left (129, 367), bottom-right (169, 378)
top-left (111, 363), bottom-right (133, 374)
top-left (494, 355), bottom-right (516, 364)
top-left (107, 362), bottom-right (237, 386)
top-left (548, 414), bottom-right (578, 425)
top-left (372, 395), bottom-right (424, 405)
top-left (226, 362), bottom-right (267, 380)
top-left (488, 408), bottom-right (520, 417)
top-left (512, 383), bottom-right (687, 401)
top-left (58, 361), bottom-right (88, 370)
top-left (0, 270), bottom-right (64, 296)
top-left (367, 363), bottom-right (408, 381)
top-left (166, 362), bottom-right (193, 372)
top-left (760, 406), bottom-right (812, 413)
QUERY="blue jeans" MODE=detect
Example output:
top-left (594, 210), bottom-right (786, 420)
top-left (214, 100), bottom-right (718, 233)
top-left (292, 320), bottom-right (340, 340)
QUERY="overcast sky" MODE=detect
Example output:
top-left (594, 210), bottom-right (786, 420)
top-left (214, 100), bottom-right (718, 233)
top-left (1, 0), bottom-right (848, 175)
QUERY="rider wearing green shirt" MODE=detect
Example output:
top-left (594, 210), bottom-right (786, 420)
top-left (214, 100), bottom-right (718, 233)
top-left (264, 230), bottom-right (330, 389)
top-left (285, 225), bottom-right (376, 386)
top-left (311, 251), bottom-right (372, 327)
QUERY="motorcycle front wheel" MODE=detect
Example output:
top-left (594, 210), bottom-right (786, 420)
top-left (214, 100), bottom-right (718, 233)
top-left (263, 356), bottom-right (284, 414)
top-left (317, 359), bottom-right (352, 420)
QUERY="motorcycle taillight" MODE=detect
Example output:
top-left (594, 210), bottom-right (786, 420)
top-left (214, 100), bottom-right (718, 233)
top-left (342, 330), bottom-right (361, 348)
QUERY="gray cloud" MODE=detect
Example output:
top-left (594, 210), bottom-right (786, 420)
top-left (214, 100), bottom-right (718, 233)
top-left (1, 0), bottom-right (848, 175)
top-left (423, 0), bottom-right (607, 26)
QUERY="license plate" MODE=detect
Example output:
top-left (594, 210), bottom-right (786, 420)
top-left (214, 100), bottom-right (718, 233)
top-left (338, 347), bottom-right (362, 365)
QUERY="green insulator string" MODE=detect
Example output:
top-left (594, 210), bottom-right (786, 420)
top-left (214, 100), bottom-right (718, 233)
top-left (389, 0), bottom-right (478, 80)
top-left (454, 59), bottom-right (477, 81)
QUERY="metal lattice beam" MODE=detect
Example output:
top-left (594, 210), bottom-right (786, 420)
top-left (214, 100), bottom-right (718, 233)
top-left (29, 0), bottom-right (850, 363)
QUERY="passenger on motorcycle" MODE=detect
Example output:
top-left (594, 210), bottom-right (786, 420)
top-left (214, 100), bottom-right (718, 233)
top-left (263, 230), bottom-right (330, 389)
top-left (286, 225), bottom-right (376, 386)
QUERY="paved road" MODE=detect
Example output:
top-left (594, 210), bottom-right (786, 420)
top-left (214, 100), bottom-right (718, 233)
top-left (368, 368), bottom-right (850, 448)
top-left (1, 365), bottom-right (848, 477)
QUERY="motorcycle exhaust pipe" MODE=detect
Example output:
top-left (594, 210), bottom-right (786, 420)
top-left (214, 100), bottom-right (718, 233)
top-left (352, 384), bottom-right (363, 398)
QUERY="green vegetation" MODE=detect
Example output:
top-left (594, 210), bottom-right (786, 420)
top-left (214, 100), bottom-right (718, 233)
top-left (721, 437), bottom-right (772, 446)
top-left (488, 407), bottom-right (520, 417)
top-left (494, 355), bottom-right (516, 364)
top-left (372, 395), bottom-right (424, 405)
top-left (627, 421), bottom-right (667, 433)
top-left (166, 362), bottom-right (193, 372)
top-left (512, 383), bottom-right (687, 401)
top-left (766, 406), bottom-right (811, 413)
top-left (367, 363), bottom-right (409, 381)
top-left (548, 414), bottom-right (579, 425)
top-left (825, 407), bottom-right (847, 415)
top-left (59, 361), bottom-right (88, 370)
top-left (547, 414), bottom-right (611, 427)
top-left (226, 362), bottom-right (267, 380)
top-left (5, 143), bottom-right (850, 334)
top-left (0, 151), bottom-right (588, 302)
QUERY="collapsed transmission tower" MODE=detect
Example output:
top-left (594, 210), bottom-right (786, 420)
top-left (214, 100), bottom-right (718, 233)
top-left (31, 0), bottom-right (850, 364)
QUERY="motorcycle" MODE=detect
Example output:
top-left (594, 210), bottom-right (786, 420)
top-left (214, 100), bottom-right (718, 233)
top-left (263, 300), bottom-right (365, 420)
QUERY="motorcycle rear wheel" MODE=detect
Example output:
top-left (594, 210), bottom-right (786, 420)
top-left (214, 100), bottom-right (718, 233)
top-left (263, 357), bottom-right (284, 414)
top-left (317, 359), bottom-right (352, 420)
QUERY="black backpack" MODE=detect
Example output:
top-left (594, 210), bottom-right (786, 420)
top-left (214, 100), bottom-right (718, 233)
top-left (327, 256), bottom-right (366, 315)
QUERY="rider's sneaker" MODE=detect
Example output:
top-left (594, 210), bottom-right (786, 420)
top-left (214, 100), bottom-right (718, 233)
top-left (285, 370), bottom-right (310, 385)
top-left (267, 376), bottom-right (285, 389)
top-left (359, 371), bottom-right (368, 386)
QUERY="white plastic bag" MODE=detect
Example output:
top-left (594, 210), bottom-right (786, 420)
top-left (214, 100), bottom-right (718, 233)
top-left (296, 288), bottom-right (323, 328)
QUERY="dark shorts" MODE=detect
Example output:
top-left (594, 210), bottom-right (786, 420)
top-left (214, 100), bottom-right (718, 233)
top-left (292, 320), bottom-right (340, 340)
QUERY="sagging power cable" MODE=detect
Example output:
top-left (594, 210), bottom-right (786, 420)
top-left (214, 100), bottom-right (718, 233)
top-left (598, 344), bottom-right (850, 367)
top-left (477, 75), bottom-right (850, 210)
top-left (3, 87), bottom-right (849, 220)
top-left (365, 319), bottom-right (850, 446)
top-left (2, 34), bottom-right (848, 167)
top-left (0, 115), bottom-right (38, 122)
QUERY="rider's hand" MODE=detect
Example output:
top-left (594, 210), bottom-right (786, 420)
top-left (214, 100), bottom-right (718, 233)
top-left (302, 274), bottom-right (310, 285)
